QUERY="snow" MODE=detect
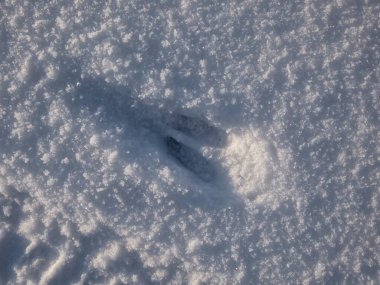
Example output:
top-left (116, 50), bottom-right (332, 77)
top-left (0, 0), bottom-right (379, 284)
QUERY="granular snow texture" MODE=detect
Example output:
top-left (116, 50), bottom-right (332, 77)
top-left (0, 0), bottom-right (379, 284)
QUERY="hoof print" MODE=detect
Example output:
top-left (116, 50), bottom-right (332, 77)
top-left (165, 136), bottom-right (215, 182)
top-left (166, 113), bottom-right (227, 147)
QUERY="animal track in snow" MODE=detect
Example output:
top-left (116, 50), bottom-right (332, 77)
top-left (165, 136), bottom-right (216, 182)
top-left (162, 113), bottom-right (280, 201)
top-left (164, 113), bottom-right (228, 147)
top-left (163, 113), bottom-right (224, 182)
top-left (70, 79), bottom-right (280, 199)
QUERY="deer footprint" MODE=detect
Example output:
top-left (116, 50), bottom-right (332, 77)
top-left (164, 113), bottom-right (227, 147)
top-left (164, 113), bottom-right (226, 182)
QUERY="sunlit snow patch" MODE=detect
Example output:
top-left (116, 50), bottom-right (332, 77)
top-left (220, 127), bottom-right (278, 200)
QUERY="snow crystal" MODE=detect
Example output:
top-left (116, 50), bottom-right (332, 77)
top-left (106, 150), bottom-right (118, 165)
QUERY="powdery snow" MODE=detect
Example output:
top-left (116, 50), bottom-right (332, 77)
top-left (0, 0), bottom-right (379, 284)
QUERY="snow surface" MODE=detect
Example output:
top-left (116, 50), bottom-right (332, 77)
top-left (0, 0), bottom-right (379, 284)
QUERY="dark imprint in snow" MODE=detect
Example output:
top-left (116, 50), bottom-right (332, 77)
top-left (165, 136), bottom-right (216, 182)
top-left (164, 113), bottom-right (227, 148)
